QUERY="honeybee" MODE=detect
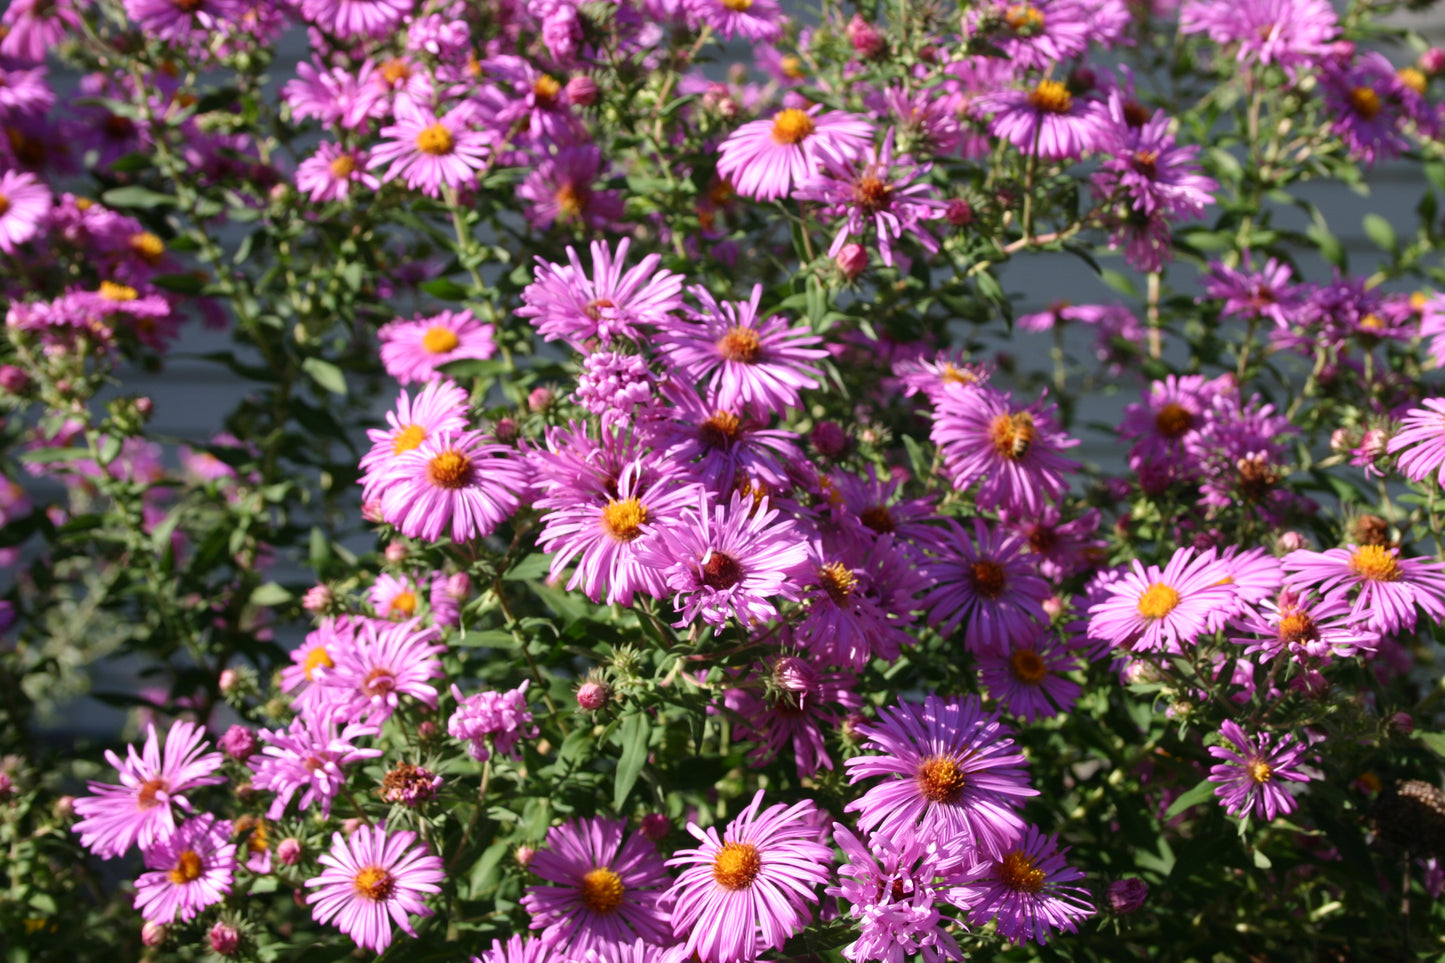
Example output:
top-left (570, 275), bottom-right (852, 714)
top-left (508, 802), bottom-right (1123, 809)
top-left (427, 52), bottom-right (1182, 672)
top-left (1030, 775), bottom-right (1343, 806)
top-left (1008, 412), bottom-right (1035, 459)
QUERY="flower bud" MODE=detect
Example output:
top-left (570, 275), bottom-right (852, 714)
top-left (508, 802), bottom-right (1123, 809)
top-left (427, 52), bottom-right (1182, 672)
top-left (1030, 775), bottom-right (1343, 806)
top-left (208, 922), bottom-right (242, 956)
top-left (141, 922), bottom-right (168, 947)
top-left (1422, 47), bottom-right (1445, 76)
top-left (1106, 878), bottom-right (1148, 915)
top-left (362, 500), bottom-right (385, 523)
top-left (218, 668), bottom-right (239, 693)
top-left (418, 720), bottom-right (438, 740)
top-left (493, 417), bottom-right (519, 444)
top-left (1390, 712), bottom-right (1415, 736)
top-left (220, 724), bottom-right (257, 761)
top-left (835, 242), bottom-right (868, 279)
top-left (846, 14), bottom-right (886, 59)
top-left (576, 680), bottom-right (610, 711)
top-left (515, 844), bottom-right (536, 868)
top-left (639, 813), bottom-right (671, 841)
top-left (809, 421), bottom-right (848, 458)
top-left (54, 795), bottom-right (75, 819)
top-left (528, 387), bottom-right (555, 412)
top-left (1274, 531), bottom-right (1306, 553)
top-left (944, 199), bottom-right (975, 227)
top-left (302, 584), bottom-right (333, 613)
top-left (0, 365), bottom-right (30, 394)
top-left (277, 837), bottom-right (302, 865)
top-left (384, 542), bottom-right (408, 564)
top-left (566, 75), bottom-right (600, 106)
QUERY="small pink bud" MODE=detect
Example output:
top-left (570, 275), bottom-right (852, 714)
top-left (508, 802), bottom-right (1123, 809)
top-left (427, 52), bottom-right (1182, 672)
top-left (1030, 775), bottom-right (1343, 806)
top-left (515, 845), bottom-right (536, 868)
top-left (1390, 711), bottom-right (1415, 735)
top-left (1421, 47), bottom-right (1445, 76)
top-left (54, 795), bottom-right (75, 818)
top-left (771, 656), bottom-right (816, 694)
top-left (1042, 595), bottom-right (1065, 619)
top-left (218, 668), bottom-right (239, 693)
top-left (134, 396), bottom-right (153, 417)
top-left (1275, 531), bottom-right (1307, 553)
top-left (342, 818), bottom-right (364, 836)
top-left (302, 584), bottom-right (333, 613)
top-left (384, 542), bottom-right (408, 564)
top-left (528, 387), bottom-right (554, 412)
top-left (945, 199), bottom-right (974, 227)
top-left (565, 75), bottom-right (599, 106)
top-left (845, 14), bottom-right (886, 59)
top-left (362, 500), bottom-right (385, 523)
top-left (208, 922), bottom-right (242, 956)
top-left (418, 720), bottom-right (438, 740)
top-left (809, 421), bottom-right (848, 458)
top-left (277, 837), bottom-right (302, 865)
top-left (835, 242), bottom-right (868, 279)
top-left (639, 813), bottom-right (671, 841)
top-left (444, 572), bottom-right (471, 600)
top-left (141, 922), bottom-right (168, 947)
top-left (220, 724), bottom-right (257, 762)
top-left (0, 365), bottom-right (30, 393)
top-left (493, 417), bottom-right (519, 444)
top-left (1106, 878), bottom-right (1148, 915)
top-left (576, 680), bottom-right (610, 711)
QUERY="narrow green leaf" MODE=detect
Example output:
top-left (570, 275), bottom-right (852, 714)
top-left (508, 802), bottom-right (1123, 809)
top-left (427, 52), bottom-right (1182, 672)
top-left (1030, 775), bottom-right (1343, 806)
top-left (302, 356), bottom-right (348, 396)
top-left (250, 582), bottom-right (293, 607)
top-left (1163, 777), bottom-right (1216, 821)
top-left (421, 278), bottom-right (471, 300)
top-left (613, 712), bottom-right (651, 811)
top-left (1363, 213), bottom-right (1398, 253)
top-left (101, 185), bottom-right (177, 209)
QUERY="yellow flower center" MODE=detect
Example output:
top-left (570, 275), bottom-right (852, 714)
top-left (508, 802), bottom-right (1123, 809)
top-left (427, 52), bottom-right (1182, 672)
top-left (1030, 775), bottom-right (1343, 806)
top-left (578, 867), bottom-right (626, 913)
top-left (353, 866), bottom-right (395, 901)
top-left (168, 850), bottom-right (204, 884)
top-left (99, 280), bottom-right (138, 302)
top-left (770, 108), bottom-right (815, 146)
top-left (916, 755), bottom-right (968, 803)
top-left (1276, 610), bottom-right (1319, 645)
top-left (1005, 3), bottom-right (1044, 33)
top-left (780, 55), bottom-right (805, 79)
top-left (1349, 544), bottom-right (1402, 582)
top-left (415, 123), bottom-right (454, 156)
top-left (1348, 86), bottom-right (1381, 120)
top-left (818, 561), bottom-right (857, 603)
top-left (1027, 79), bottom-right (1072, 114)
top-left (721, 0), bottom-right (753, 10)
top-left (381, 58), bottom-right (411, 86)
top-left (392, 423), bottom-right (427, 455)
top-left (1400, 67), bottom-right (1427, 95)
top-left (329, 154), bottom-right (357, 179)
top-left (555, 181), bottom-right (585, 218)
top-left (303, 646), bottom-right (333, 681)
top-left (1009, 648), bottom-right (1048, 684)
top-left (602, 498), bottom-right (648, 542)
top-left (1247, 759), bottom-right (1272, 784)
top-left (533, 74), bottom-right (562, 105)
top-left (699, 411), bottom-right (742, 448)
top-left (711, 841), bottom-right (761, 890)
top-left (969, 560), bottom-right (1008, 600)
top-left (851, 174), bottom-right (892, 216)
top-left (717, 326), bottom-right (762, 363)
top-left (996, 850), bottom-right (1046, 893)
top-left (130, 231), bottom-right (165, 263)
top-left (1136, 582), bottom-right (1181, 620)
top-left (389, 591), bottom-right (417, 617)
top-left (421, 325), bottom-right (460, 354)
top-left (426, 449), bottom-right (472, 489)
top-left (989, 411), bottom-right (1035, 460)
top-left (1154, 402), bottom-right (1193, 438)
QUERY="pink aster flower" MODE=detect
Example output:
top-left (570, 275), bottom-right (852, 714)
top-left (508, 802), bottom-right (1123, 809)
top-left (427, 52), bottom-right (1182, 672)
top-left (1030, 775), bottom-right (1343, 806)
top-left (1388, 398), bottom-right (1445, 487)
top-left (133, 814), bottom-right (235, 925)
top-left (844, 694), bottom-right (1037, 860)
top-left (517, 144), bottom-right (626, 233)
top-left (793, 129), bottom-right (945, 268)
top-left (1321, 53), bottom-right (1413, 166)
top-left (73, 719), bottom-right (226, 860)
top-left (360, 380), bottom-right (471, 502)
top-left (660, 284), bottom-right (827, 419)
top-left (687, 0), bottom-right (783, 40)
top-left (951, 825), bottom-right (1093, 945)
top-left (378, 309), bottom-right (497, 385)
top-left (638, 489), bottom-right (809, 628)
top-left (715, 106), bottom-right (874, 202)
top-left (369, 101), bottom-right (490, 197)
top-left (930, 384), bottom-right (1079, 516)
top-left (648, 384), bottom-right (804, 492)
top-left (1093, 99), bottom-right (1217, 220)
top-left (1202, 254), bottom-right (1309, 329)
top-left (1282, 544), bottom-right (1445, 637)
top-left (370, 572), bottom-right (421, 620)
top-left (1179, 0), bottom-right (1338, 70)
top-left (306, 822), bottom-right (445, 955)
top-left (1119, 373), bottom-right (1234, 481)
top-left (1, 0), bottom-right (81, 62)
top-left (474, 935), bottom-right (549, 963)
top-left (314, 617), bottom-right (445, 726)
top-left (520, 817), bottom-right (673, 955)
top-left (977, 630), bottom-right (1082, 723)
top-left (1001, 505), bottom-right (1104, 582)
top-left (724, 653), bottom-right (863, 777)
top-left (830, 823), bottom-right (965, 963)
top-left (248, 715), bottom-right (382, 820)
top-left (0, 170), bottom-right (50, 254)
top-left (1207, 720), bottom-right (1311, 821)
top-left (296, 143), bottom-right (380, 203)
top-left (123, 0), bottom-right (241, 41)
top-left (794, 535), bottom-right (927, 670)
top-left (978, 79), bottom-right (1107, 161)
top-left (666, 791), bottom-right (833, 963)
top-left (1231, 588), bottom-right (1379, 662)
top-left (1086, 547), bottom-right (1237, 653)
top-left (281, 617), bottom-right (359, 718)
top-left (967, 0), bottom-right (1092, 71)
top-left (517, 238), bottom-right (685, 348)
top-left (449, 681), bottom-right (538, 762)
top-left (298, 0), bottom-right (412, 37)
top-left (379, 430), bottom-right (528, 542)
top-left (920, 517), bottom-right (1051, 653)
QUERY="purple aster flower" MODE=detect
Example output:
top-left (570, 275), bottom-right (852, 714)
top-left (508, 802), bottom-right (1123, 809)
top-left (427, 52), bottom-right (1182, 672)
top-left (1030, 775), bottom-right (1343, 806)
top-left (977, 630), bottom-right (1082, 723)
top-left (1119, 373), bottom-right (1234, 482)
top-left (248, 714), bottom-right (383, 820)
top-left (282, 617), bottom-right (359, 718)
top-left (966, 0), bottom-right (1092, 71)
top-left (920, 517), bottom-right (1051, 653)
top-left (360, 380), bottom-right (471, 503)
top-left (638, 489), bottom-right (809, 629)
top-left (298, 0), bottom-right (412, 38)
top-left (1282, 544), bottom-right (1445, 637)
top-left (1207, 720), bottom-right (1311, 820)
top-left (314, 617), bottom-right (445, 726)
top-left (687, 0), bottom-right (783, 41)
top-left (1094, 99), bottom-right (1217, 219)
top-left (474, 935), bottom-right (549, 963)
top-left (793, 129), bottom-right (945, 268)
top-left (306, 822), bottom-right (445, 955)
top-left (978, 80), bottom-right (1107, 161)
top-left (659, 284), bottom-right (826, 419)
top-left (1178, 0), bottom-right (1338, 70)
top-left (449, 681), bottom-right (538, 762)
top-left (1086, 547), bottom-right (1237, 653)
top-left (1202, 254), bottom-right (1309, 328)
top-left (535, 457), bottom-right (702, 607)
top-left (73, 719), bottom-right (226, 860)
top-left (824, 466), bottom-right (938, 551)
top-left (1388, 398), bottom-right (1445, 487)
top-left (0, 170), bottom-right (49, 254)
top-left (844, 694), bottom-right (1037, 861)
top-left (296, 143), bottom-right (380, 203)
top-left (794, 534), bottom-right (927, 669)
top-left (369, 101), bottom-right (490, 198)
top-left (517, 238), bottom-right (685, 349)
top-left (870, 85), bottom-right (965, 156)
top-left (518, 144), bottom-right (626, 233)
top-left (1231, 588), bottom-right (1379, 662)
top-left (665, 790), bottom-right (833, 963)
top-left (1000, 505), bottom-right (1104, 582)
top-left (830, 823), bottom-right (965, 963)
top-left (122, 0), bottom-right (241, 40)
top-left (379, 430), bottom-right (528, 543)
top-left (378, 309), bottom-right (497, 386)
top-left (715, 105), bottom-right (874, 202)
top-left (723, 652), bottom-right (863, 777)
top-left (950, 825), bottom-right (1093, 945)
top-left (1, 0), bottom-right (81, 62)
top-left (520, 817), bottom-right (673, 955)
top-left (1321, 53), bottom-right (1413, 166)
top-left (649, 384), bottom-right (803, 492)
top-left (930, 383), bottom-right (1079, 516)
top-left (133, 814), bottom-right (235, 925)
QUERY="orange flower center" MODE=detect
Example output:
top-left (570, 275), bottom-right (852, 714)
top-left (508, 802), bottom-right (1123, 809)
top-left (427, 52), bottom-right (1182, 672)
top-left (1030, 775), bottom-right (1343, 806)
top-left (578, 867), bottom-right (626, 913)
top-left (303, 646), bottom-right (334, 681)
top-left (1005, 3), bottom-right (1044, 33)
top-left (415, 123), bottom-right (454, 156)
top-left (99, 280), bottom-right (138, 302)
top-left (711, 842), bottom-right (761, 890)
top-left (916, 755), bottom-right (968, 803)
top-left (996, 850), bottom-right (1046, 893)
top-left (770, 108), bottom-right (815, 145)
top-left (1400, 67), bottom-right (1427, 95)
top-left (989, 411), bottom-right (1035, 460)
top-left (555, 181), bottom-right (586, 218)
top-left (602, 498), bottom-right (648, 542)
top-left (1276, 610), bottom-right (1319, 645)
top-left (421, 325), bottom-right (459, 354)
top-left (583, 297), bottom-right (616, 321)
top-left (1349, 545), bottom-right (1401, 582)
top-left (1131, 149), bottom-right (1159, 179)
top-left (701, 551), bottom-right (743, 590)
top-left (533, 74), bottom-right (562, 105)
top-left (859, 505), bottom-right (895, 534)
top-left (426, 449), bottom-right (472, 489)
top-left (381, 58), bottom-right (411, 86)
top-left (392, 423), bottom-right (427, 455)
top-left (0, 192), bottom-right (11, 218)
top-left (388, 591), bottom-right (417, 617)
top-left (699, 411), bottom-right (742, 448)
top-left (1136, 582), bottom-right (1181, 619)
top-left (362, 667), bottom-right (396, 697)
top-left (353, 866), bottom-right (395, 901)
top-left (851, 175), bottom-right (892, 216)
top-left (130, 231), bottom-right (165, 263)
top-left (717, 327), bottom-right (762, 363)
top-left (1009, 648), bottom-right (1048, 684)
top-left (329, 154), bottom-right (357, 179)
top-left (1348, 86), bottom-right (1381, 120)
top-left (168, 849), bottom-right (204, 884)
top-left (818, 561), bottom-right (857, 603)
top-left (1154, 402), bottom-right (1193, 438)
top-left (969, 560), bottom-right (1008, 600)
top-left (1027, 79), bottom-right (1072, 114)
top-left (137, 777), bottom-right (168, 810)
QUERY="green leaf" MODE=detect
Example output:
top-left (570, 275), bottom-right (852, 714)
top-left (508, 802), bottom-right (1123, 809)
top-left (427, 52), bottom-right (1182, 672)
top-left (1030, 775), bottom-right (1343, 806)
top-left (613, 712), bottom-right (651, 811)
top-left (250, 582), bottom-right (293, 607)
top-left (421, 278), bottom-right (471, 300)
top-left (149, 273), bottom-right (207, 295)
top-left (101, 185), bottom-right (177, 209)
top-left (454, 629), bottom-right (516, 648)
top-left (502, 553), bottom-right (551, 581)
top-left (1363, 213), bottom-right (1398, 254)
top-left (1417, 731), bottom-right (1445, 757)
top-left (18, 446), bottom-right (90, 464)
top-left (1163, 777), bottom-right (1217, 821)
top-left (302, 356), bottom-right (348, 396)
